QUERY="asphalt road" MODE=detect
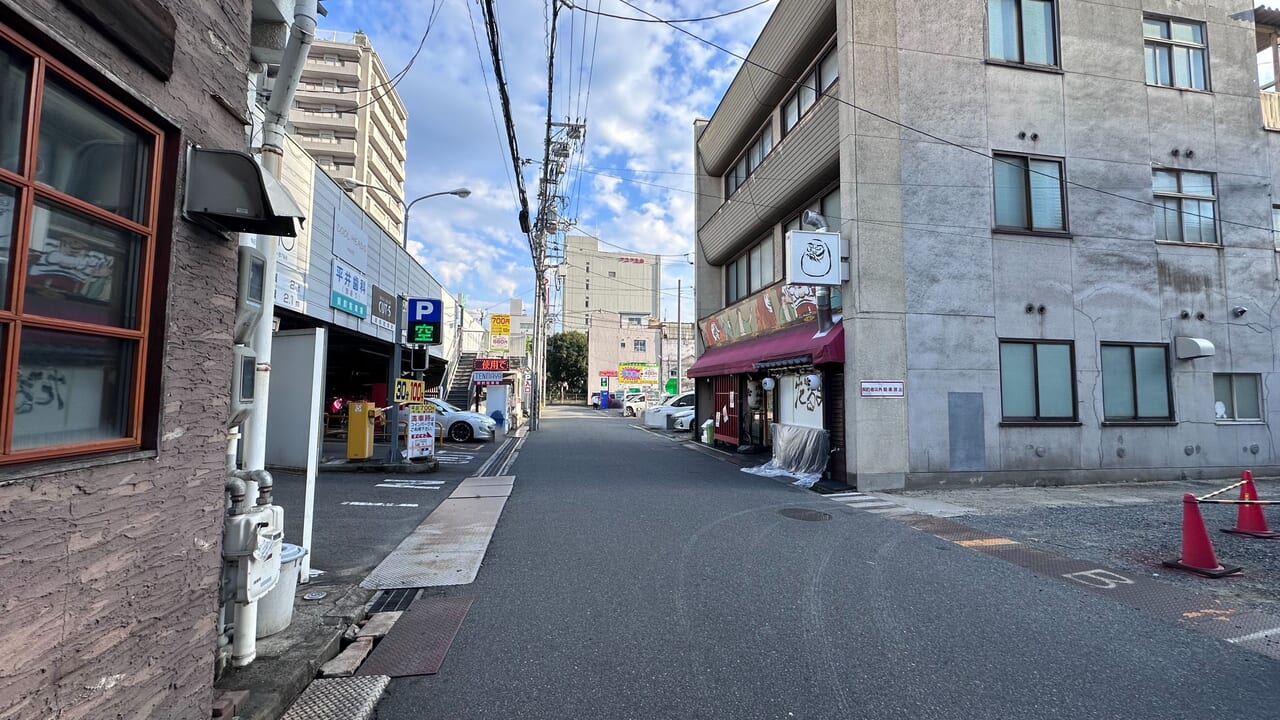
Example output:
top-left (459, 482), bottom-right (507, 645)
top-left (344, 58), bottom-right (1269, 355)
top-left (372, 407), bottom-right (1280, 719)
top-left (270, 438), bottom-right (497, 584)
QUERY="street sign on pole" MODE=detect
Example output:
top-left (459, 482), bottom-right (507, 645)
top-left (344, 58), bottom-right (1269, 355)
top-left (407, 298), bottom-right (442, 345)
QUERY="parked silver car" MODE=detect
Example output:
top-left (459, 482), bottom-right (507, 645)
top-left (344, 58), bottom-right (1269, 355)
top-left (420, 398), bottom-right (497, 442)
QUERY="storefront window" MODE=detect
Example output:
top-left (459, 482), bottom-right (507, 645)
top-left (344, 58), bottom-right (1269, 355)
top-left (0, 23), bottom-right (164, 462)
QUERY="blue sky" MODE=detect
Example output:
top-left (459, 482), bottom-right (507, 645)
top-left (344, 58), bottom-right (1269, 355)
top-left (316, 0), bottom-right (776, 326)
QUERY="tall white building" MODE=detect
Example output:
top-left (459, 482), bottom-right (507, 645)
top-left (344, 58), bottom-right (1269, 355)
top-left (559, 235), bottom-right (660, 333)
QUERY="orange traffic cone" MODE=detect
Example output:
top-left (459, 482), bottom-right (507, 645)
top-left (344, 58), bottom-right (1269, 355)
top-left (1223, 472), bottom-right (1278, 539)
top-left (1164, 494), bottom-right (1242, 578)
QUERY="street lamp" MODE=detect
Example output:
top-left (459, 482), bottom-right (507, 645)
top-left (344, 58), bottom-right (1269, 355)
top-left (337, 178), bottom-right (471, 463)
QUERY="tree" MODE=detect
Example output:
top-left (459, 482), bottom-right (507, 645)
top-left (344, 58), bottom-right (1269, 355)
top-left (546, 331), bottom-right (588, 395)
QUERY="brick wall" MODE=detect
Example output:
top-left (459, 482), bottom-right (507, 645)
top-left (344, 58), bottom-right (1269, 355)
top-left (0, 1), bottom-right (248, 717)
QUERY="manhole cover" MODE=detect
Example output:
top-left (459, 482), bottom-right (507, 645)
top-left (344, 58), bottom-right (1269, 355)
top-left (302, 591), bottom-right (328, 601)
top-left (779, 508), bottom-right (832, 522)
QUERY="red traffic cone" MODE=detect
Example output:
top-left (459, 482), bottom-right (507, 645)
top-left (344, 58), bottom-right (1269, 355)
top-left (1223, 473), bottom-right (1278, 539)
top-left (1164, 494), bottom-right (1242, 578)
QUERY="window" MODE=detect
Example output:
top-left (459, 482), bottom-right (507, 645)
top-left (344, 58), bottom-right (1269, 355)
top-left (988, 0), bottom-right (1058, 67)
top-left (725, 124), bottom-right (773, 197)
top-left (1101, 344), bottom-right (1173, 421)
top-left (320, 103), bottom-right (336, 114)
top-left (321, 78), bottom-right (338, 90)
top-left (1153, 170), bottom-right (1216, 244)
top-left (0, 30), bottom-right (165, 462)
top-left (607, 271), bottom-right (616, 278)
top-left (1144, 17), bottom-right (1208, 90)
top-left (726, 235), bottom-right (775, 304)
top-left (633, 339), bottom-right (647, 352)
top-left (999, 341), bottom-right (1076, 421)
top-left (782, 45), bottom-right (838, 134)
top-left (785, 188), bottom-right (841, 234)
top-left (584, 280), bottom-right (590, 290)
top-left (584, 297), bottom-right (589, 308)
top-left (993, 154), bottom-right (1066, 232)
top-left (1214, 374), bottom-right (1262, 421)
top-left (1272, 206), bottom-right (1280, 250)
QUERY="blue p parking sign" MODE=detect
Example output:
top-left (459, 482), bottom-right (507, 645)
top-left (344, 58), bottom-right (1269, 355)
top-left (407, 298), bottom-right (442, 345)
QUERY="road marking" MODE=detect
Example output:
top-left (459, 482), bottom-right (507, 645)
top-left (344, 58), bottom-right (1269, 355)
top-left (1062, 569), bottom-right (1134, 590)
top-left (1225, 626), bottom-right (1280, 644)
top-left (955, 537), bottom-right (1020, 548)
top-left (341, 501), bottom-right (420, 508)
top-left (435, 451), bottom-right (476, 465)
top-left (376, 479), bottom-right (445, 490)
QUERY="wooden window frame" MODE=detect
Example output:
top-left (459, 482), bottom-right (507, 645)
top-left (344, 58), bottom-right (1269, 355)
top-left (0, 22), bottom-right (166, 465)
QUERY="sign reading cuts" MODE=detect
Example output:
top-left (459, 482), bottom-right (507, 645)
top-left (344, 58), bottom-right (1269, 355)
top-left (407, 298), bottom-right (442, 345)
top-left (370, 286), bottom-right (396, 331)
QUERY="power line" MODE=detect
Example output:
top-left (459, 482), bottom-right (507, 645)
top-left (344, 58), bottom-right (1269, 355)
top-left (563, 0), bottom-right (776, 24)
top-left (465, 0), bottom-right (519, 208)
top-left (343, 2), bottom-right (443, 113)
top-left (613, 0), bottom-right (1267, 237)
top-left (479, 0), bottom-right (533, 239)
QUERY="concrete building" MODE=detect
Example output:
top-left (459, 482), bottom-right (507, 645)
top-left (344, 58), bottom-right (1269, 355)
top-left (290, 30), bottom-right (407, 244)
top-left (0, 0), bottom-right (294, 716)
top-left (692, 0), bottom-right (1280, 490)
top-left (559, 235), bottom-right (660, 333)
top-left (587, 311), bottom-right (663, 403)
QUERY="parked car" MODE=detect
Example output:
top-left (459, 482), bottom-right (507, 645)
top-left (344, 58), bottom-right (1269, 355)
top-left (643, 392), bottom-right (695, 427)
top-left (671, 408), bottom-right (696, 431)
top-left (419, 398), bottom-right (497, 442)
top-left (622, 392), bottom-right (649, 417)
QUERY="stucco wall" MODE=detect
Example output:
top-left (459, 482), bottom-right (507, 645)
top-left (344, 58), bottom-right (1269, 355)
top-left (0, 0), bottom-right (246, 717)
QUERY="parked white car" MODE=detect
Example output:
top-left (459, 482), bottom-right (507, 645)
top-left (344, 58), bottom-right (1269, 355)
top-left (622, 392), bottom-right (649, 417)
top-left (644, 392), bottom-right (695, 427)
top-left (420, 398), bottom-right (497, 442)
top-left (671, 408), bottom-right (696, 431)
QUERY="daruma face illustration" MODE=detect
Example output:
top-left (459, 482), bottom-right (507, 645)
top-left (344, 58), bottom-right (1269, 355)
top-left (801, 240), bottom-right (830, 277)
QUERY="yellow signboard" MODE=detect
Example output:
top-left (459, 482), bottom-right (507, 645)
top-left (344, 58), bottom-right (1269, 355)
top-left (491, 314), bottom-right (511, 335)
top-left (393, 378), bottom-right (425, 404)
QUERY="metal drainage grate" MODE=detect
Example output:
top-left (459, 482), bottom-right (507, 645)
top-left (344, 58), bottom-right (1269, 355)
top-left (779, 508), bottom-right (832, 522)
top-left (368, 588), bottom-right (420, 614)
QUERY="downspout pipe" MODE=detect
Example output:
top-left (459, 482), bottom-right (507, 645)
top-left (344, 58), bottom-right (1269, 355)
top-left (233, 0), bottom-right (316, 669)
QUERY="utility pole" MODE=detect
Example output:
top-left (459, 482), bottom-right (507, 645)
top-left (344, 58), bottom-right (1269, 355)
top-left (676, 278), bottom-right (681, 392)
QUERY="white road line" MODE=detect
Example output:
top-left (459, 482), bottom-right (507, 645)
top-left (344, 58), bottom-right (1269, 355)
top-left (836, 498), bottom-right (898, 508)
top-left (375, 483), bottom-right (442, 490)
top-left (1225, 626), bottom-right (1280, 644)
top-left (823, 492), bottom-right (864, 499)
top-left (866, 507), bottom-right (912, 516)
top-left (341, 501), bottom-right (420, 508)
top-left (380, 478), bottom-right (444, 485)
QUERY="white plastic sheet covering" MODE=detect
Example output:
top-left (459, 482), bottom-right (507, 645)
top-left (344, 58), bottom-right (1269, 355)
top-left (742, 423), bottom-right (830, 488)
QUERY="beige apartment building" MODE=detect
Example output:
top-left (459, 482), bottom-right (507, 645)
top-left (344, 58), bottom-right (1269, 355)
top-left (290, 30), bottom-right (408, 243)
top-left (559, 235), bottom-right (661, 333)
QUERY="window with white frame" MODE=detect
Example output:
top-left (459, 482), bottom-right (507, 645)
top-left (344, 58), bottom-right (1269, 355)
top-left (999, 340), bottom-right (1076, 421)
top-left (1153, 169), bottom-right (1216, 244)
top-left (1214, 374), bottom-right (1262, 421)
top-left (993, 153), bottom-right (1066, 232)
top-left (725, 124), bottom-right (773, 198)
top-left (988, 0), bottom-right (1058, 67)
top-left (1101, 344), bottom-right (1173, 421)
top-left (782, 45), bottom-right (838, 135)
top-left (1272, 206), bottom-right (1280, 250)
top-left (726, 235), bottom-right (775, 304)
top-left (633, 339), bottom-right (647, 352)
top-left (1144, 17), bottom-right (1208, 90)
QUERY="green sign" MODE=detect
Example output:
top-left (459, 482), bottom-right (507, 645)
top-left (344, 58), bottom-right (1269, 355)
top-left (665, 377), bottom-right (678, 395)
top-left (409, 323), bottom-right (438, 344)
top-left (600, 377), bottom-right (608, 388)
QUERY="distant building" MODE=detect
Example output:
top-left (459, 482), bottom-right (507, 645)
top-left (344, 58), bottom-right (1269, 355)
top-left (587, 311), bottom-right (663, 403)
top-left (289, 30), bottom-right (408, 244)
top-left (559, 235), bottom-right (660, 333)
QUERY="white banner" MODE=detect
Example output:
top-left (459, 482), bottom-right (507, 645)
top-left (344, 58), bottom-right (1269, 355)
top-left (407, 412), bottom-right (435, 459)
top-left (489, 333), bottom-right (510, 353)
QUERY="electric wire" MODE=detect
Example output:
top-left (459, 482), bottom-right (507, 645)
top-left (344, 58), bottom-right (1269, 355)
top-left (465, 0), bottom-right (519, 207)
top-left (341, 1), bottom-right (443, 114)
top-left (612, 0), bottom-right (1258, 235)
top-left (563, 0), bottom-right (776, 24)
top-left (479, 0), bottom-right (533, 240)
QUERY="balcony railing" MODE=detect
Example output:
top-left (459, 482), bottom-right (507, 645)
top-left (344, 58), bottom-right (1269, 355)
top-left (1263, 91), bottom-right (1280, 131)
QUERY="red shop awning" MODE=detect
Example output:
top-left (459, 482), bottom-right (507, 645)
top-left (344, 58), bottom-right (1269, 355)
top-left (687, 322), bottom-right (844, 378)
